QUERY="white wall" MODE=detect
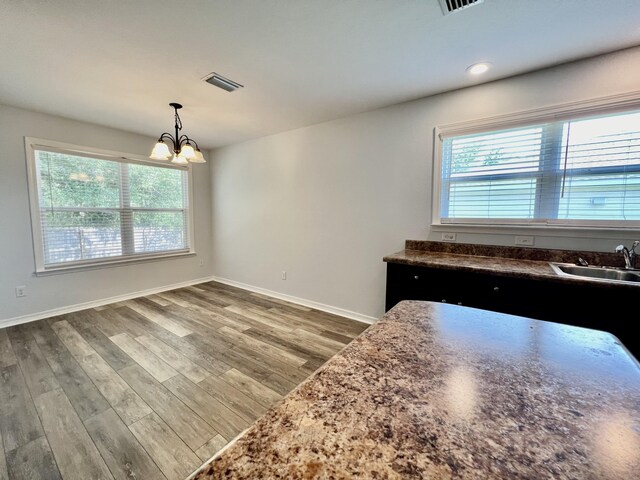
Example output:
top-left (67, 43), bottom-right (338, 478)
top-left (210, 46), bottom-right (640, 320)
top-left (0, 104), bottom-right (213, 324)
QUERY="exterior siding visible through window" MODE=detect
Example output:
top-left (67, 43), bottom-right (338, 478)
top-left (25, 139), bottom-right (193, 272)
top-left (436, 107), bottom-right (640, 228)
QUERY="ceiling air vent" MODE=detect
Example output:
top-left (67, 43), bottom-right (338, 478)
top-left (438, 0), bottom-right (484, 15)
top-left (202, 72), bottom-right (244, 92)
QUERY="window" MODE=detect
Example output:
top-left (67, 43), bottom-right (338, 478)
top-left (436, 105), bottom-right (640, 228)
top-left (26, 138), bottom-right (193, 272)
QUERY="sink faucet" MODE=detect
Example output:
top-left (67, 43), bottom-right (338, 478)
top-left (615, 241), bottom-right (639, 269)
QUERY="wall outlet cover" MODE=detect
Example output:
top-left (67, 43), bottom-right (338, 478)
top-left (441, 233), bottom-right (457, 242)
top-left (515, 235), bottom-right (535, 246)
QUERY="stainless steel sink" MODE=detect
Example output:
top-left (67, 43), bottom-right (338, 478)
top-left (550, 263), bottom-right (640, 283)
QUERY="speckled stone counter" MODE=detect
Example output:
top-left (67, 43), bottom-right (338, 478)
top-left (191, 301), bottom-right (640, 480)
top-left (383, 241), bottom-right (640, 288)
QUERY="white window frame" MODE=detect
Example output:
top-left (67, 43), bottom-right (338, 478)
top-left (25, 137), bottom-right (196, 274)
top-left (432, 91), bottom-right (640, 235)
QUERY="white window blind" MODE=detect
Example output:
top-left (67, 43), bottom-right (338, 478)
top-left (439, 109), bottom-right (640, 227)
top-left (31, 145), bottom-right (190, 270)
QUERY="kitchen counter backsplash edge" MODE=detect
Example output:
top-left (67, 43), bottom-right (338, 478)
top-left (404, 240), bottom-right (624, 267)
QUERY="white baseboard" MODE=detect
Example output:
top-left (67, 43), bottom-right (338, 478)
top-left (211, 276), bottom-right (378, 325)
top-left (1, 275), bottom-right (378, 329)
top-left (0, 276), bottom-right (216, 329)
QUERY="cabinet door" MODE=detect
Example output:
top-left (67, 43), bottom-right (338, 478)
top-left (385, 264), bottom-right (456, 310)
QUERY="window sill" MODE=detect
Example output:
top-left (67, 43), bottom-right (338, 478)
top-left (34, 250), bottom-right (196, 276)
top-left (430, 223), bottom-right (640, 239)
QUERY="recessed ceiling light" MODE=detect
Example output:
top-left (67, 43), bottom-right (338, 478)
top-left (466, 62), bottom-right (491, 75)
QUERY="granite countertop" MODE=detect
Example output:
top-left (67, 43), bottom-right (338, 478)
top-left (191, 301), bottom-right (640, 480)
top-left (384, 248), bottom-right (558, 280)
top-left (383, 241), bottom-right (640, 288)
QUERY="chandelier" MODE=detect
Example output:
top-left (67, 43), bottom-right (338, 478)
top-left (149, 103), bottom-right (206, 164)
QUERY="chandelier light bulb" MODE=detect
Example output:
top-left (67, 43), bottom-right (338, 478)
top-left (149, 141), bottom-right (171, 160)
top-left (171, 153), bottom-right (189, 165)
top-left (190, 148), bottom-right (206, 163)
top-left (181, 144), bottom-right (196, 160)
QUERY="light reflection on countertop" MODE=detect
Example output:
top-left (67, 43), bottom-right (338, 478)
top-left (443, 366), bottom-right (478, 421)
top-left (593, 412), bottom-right (640, 478)
top-left (192, 301), bottom-right (640, 480)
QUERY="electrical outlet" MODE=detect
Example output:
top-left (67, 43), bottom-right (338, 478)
top-left (515, 235), bottom-right (535, 246)
top-left (441, 233), bottom-right (457, 242)
top-left (281, 271), bottom-right (287, 280)
top-left (15, 285), bottom-right (27, 298)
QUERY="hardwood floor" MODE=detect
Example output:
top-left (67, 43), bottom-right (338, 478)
top-left (0, 281), bottom-right (369, 480)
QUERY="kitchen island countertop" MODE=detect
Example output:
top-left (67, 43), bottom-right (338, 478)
top-left (191, 300), bottom-right (640, 480)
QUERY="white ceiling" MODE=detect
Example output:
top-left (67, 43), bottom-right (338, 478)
top-left (1, 0), bottom-right (639, 149)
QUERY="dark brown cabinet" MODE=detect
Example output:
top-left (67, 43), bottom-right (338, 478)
top-left (385, 263), bottom-right (638, 358)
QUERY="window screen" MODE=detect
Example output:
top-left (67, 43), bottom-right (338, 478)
top-left (439, 109), bottom-right (640, 226)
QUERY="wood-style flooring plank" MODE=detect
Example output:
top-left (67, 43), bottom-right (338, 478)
top-left (164, 305), bottom-right (229, 335)
top-left (186, 305), bottom-right (251, 332)
top-left (94, 308), bottom-right (149, 339)
top-left (63, 309), bottom-right (103, 332)
top-left (299, 358), bottom-right (326, 375)
top-left (228, 343), bottom-right (309, 384)
top-left (116, 308), bottom-right (232, 376)
top-left (0, 434), bottom-right (7, 480)
top-left (224, 305), bottom-right (294, 333)
top-left (198, 375), bottom-right (267, 423)
top-left (119, 365), bottom-right (217, 451)
top-left (260, 373), bottom-right (300, 397)
top-left (318, 329), bottom-right (355, 345)
top-left (44, 350), bottom-right (110, 421)
top-left (176, 301), bottom-right (261, 333)
top-left (270, 307), bottom-right (368, 337)
top-left (125, 300), bottom-right (193, 337)
top-left (135, 334), bottom-right (212, 383)
top-left (220, 368), bottom-right (282, 408)
top-left (146, 294), bottom-right (172, 307)
top-left (216, 326), bottom-right (308, 367)
top-left (249, 292), bottom-right (312, 311)
top-left (0, 329), bottom-right (17, 369)
top-left (34, 389), bottom-right (113, 480)
top-left (291, 327), bottom-right (346, 356)
top-left (50, 320), bottom-right (96, 358)
top-left (30, 322), bottom-right (69, 359)
top-left (30, 321), bottom-right (110, 420)
top-left (109, 333), bottom-right (178, 382)
top-left (129, 413), bottom-right (200, 480)
top-left (183, 334), bottom-right (272, 382)
top-left (176, 287), bottom-right (232, 309)
top-left (163, 375), bottom-right (249, 440)
top-left (77, 326), bottom-right (134, 371)
top-left (198, 284), bottom-right (283, 312)
top-left (77, 353), bottom-right (152, 426)
top-left (5, 436), bottom-right (61, 480)
top-left (243, 327), bottom-right (331, 363)
top-left (84, 408), bottom-right (167, 480)
top-left (0, 364), bottom-right (44, 452)
top-left (50, 321), bottom-right (152, 425)
top-left (154, 291), bottom-right (191, 308)
top-left (6, 326), bottom-right (60, 398)
top-left (195, 434), bottom-right (228, 462)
